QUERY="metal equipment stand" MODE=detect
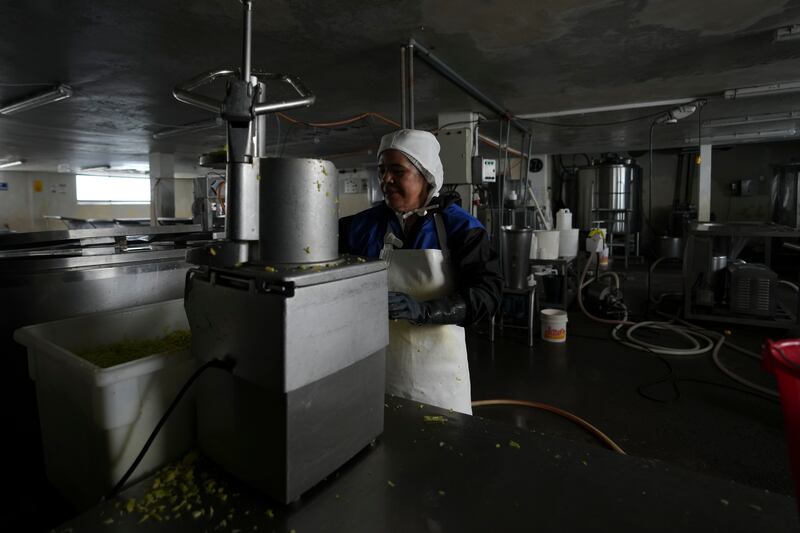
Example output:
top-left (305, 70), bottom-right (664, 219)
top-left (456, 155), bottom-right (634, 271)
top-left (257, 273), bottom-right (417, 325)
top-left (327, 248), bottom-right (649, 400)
top-left (683, 222), bottom-right (800, 327)
top-left (491, 283), bottom-right (537, 347)
top-left (530, 257), bottom-right (577, 310)
top-left (601, 210), bottom-right (639, 269)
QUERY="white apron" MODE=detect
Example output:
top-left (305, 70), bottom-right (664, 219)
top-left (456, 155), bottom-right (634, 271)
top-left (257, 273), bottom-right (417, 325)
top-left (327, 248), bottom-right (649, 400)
top-left (381, 214), bottom-right (472, 415)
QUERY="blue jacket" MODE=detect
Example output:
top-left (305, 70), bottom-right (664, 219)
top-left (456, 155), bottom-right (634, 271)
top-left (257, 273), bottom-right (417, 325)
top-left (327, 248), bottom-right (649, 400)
top-left (339, 201), bottom-right (502, 325)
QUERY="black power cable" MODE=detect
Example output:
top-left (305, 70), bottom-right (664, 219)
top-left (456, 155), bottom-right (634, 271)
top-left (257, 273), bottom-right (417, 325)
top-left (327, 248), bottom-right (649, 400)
top-left (107, 357), bottom-right (237, 498)
top-left (636, 352), bottom-right (780, 405)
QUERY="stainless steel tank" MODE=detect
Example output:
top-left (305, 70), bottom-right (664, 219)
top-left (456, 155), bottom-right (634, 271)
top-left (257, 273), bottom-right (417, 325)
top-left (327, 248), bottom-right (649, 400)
top-left (258, 157), bottom-right (338, 264)
top-left (576, 156), bottom-right (642, 234)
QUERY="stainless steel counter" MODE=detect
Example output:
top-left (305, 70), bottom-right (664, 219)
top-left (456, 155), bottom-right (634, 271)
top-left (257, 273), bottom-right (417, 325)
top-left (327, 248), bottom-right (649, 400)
top-left (1, 225), bottom-right (207, 532)
top-left (55, 397), bottom-right (797, 533)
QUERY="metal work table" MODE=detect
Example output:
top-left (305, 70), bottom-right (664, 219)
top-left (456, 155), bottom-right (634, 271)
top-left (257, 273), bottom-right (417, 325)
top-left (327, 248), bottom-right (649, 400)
top-left (688, 222), bottom-right (800, 267)
top-left (683, 222), bottom-right (800, 327)
top-left (493, 285), bottom-right (537, 346)
top-left (530, 256), bottom-right (577, 310)
top-left (56, 397), bottom-right (795, 533)
top-left (1, 225), bottom-right (211, 533)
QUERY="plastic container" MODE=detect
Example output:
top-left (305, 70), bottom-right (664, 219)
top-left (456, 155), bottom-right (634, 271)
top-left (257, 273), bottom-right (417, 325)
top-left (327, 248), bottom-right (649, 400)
top-left (556, 208), bottom-right (572, 230)
top-left (534, 230), bottom-right (560, 260)
top-left (13, 299), bottom-right (195, 510)
top-left (529, 232), bottom-right (538, 260)
top-left (763, 338), bottom-right (800, 512)
top-left (558, 229), bottom-right (579, 258)
top-left (540, 308), bottom-right (568, 343)
top-left (599, 246), bottom-right (610, 268)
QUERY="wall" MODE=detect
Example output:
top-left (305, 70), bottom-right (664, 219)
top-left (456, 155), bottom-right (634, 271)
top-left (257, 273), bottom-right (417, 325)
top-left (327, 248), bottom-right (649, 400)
top-left (337, 167), bottom-right (376, 218)
top-left (0, 171), bottom-right (194, 232)
top-left (708, 141), bottom-right (800, 222)
top-left (0, 171), bottom-right (34, 232)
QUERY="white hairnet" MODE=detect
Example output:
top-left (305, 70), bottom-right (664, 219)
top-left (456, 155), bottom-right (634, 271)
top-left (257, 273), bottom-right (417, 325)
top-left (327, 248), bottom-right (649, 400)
top-left (378, 129), bottom-right (444, 210)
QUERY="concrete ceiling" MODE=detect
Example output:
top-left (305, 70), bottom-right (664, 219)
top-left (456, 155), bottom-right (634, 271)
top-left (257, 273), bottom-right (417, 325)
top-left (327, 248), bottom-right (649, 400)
top-left (3, 0), bottom-right (800, 176)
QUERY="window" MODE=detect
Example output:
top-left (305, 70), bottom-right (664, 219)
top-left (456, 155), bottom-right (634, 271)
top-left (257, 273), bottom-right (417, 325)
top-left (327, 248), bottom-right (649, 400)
top-left (76, 174), bottom-right (150, 204)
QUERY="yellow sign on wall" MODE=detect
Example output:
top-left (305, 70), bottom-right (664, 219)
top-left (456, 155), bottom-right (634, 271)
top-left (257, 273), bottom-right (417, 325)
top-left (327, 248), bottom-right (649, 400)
top-left (33, 179), bottom-right (43, 192)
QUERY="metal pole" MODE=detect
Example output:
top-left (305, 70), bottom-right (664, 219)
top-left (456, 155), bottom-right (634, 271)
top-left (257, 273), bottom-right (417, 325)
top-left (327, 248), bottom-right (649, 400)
top-left (242, 0), bottom-right (252, 81)
top-left (520, 133), bottom-right (528, 226)
top-left (409, 38), bottom-right (527, 135)
top-left (497, 119), bottom-right (505, 280)
top-left (406, 44), bottom-right (415, 129)
top-left (400, 46), bottom-right (407, 129)
top-left (255, 81), bottom-right (268, 157)
top-left (503, 120), bottom-right (517, 226)
top-left (698, 144), bottom-right (712, 221)
top-left (526, 134), bottom-right (533, 226)
top-left (497, 119), bottom-right (504, 225)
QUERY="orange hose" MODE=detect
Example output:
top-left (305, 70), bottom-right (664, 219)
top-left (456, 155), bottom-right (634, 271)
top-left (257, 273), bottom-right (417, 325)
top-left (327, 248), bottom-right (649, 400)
top-left (472, 399), bottom-right (627, 455)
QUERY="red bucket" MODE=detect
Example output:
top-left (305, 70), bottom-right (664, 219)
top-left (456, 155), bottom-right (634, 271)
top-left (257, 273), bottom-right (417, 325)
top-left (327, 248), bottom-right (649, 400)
top-left (763, 338), bottom-right (800, 510)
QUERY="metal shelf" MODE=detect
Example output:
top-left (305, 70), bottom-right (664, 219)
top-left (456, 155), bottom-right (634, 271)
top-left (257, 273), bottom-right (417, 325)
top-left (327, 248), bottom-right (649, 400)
top-left (685, 304), bottom-right (798, 328)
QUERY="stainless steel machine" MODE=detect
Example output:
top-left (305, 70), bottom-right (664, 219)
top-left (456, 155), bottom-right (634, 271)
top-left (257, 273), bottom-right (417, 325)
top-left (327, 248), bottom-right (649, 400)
top-left (175, 1), bottom-right (388, 503)
top-left (576, 155), bottom-right (643, 267)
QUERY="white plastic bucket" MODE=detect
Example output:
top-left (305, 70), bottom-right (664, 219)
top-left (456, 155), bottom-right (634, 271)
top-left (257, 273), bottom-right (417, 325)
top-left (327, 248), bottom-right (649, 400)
top-left (540, 308), bottom-right (568, 343)
top-left (556, 208), bottom-right (572, 230)
top-left (534, 230), bottom-right (560, 259)
top-left (558, 229), bottom-right (579, 258)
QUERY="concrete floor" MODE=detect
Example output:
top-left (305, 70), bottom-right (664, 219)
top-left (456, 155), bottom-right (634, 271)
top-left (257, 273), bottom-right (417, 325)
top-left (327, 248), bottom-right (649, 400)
top-left (470, 260), bottom-right (796, 498)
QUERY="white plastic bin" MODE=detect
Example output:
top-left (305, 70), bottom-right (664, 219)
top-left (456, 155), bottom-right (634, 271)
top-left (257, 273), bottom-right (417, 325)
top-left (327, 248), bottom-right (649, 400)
top-left (13, 298), bottom-right (195, 510)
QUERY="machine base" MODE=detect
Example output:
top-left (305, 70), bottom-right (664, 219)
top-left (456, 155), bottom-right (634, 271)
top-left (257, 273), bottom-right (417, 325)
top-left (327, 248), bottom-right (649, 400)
top-left (196, 350), bottom-right (385, 503)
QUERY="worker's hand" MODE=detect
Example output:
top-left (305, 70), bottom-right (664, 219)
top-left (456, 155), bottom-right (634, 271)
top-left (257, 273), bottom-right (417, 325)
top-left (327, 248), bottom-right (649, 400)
top-left (388, 292), bottom-right (468, 325)
top-left (388, 291), bottom-right (426, 323)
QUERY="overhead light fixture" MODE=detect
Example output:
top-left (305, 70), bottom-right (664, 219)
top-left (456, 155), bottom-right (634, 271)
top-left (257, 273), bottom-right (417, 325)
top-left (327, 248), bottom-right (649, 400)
top-left (0, 84), bottom-right (73, 116)
top-left (113, 168), bottom-right (149, 175)
top-left (684, 128), bottom-right (797, 144)
top-left (152, 117), bottom-right (223, 140)
top-left (654, 102), bottom-right (702, 124)
top-left (724, 80), bottom-right (800, 99)
top-left (775, 25), bottom-right (800, 42)
top-left (0, 159), bottom-right (24, 169)
top-left (518, 97), bottom-right (698, 119)
top-left (80, 164), bottom-right (111, 172)
top-left (703, 110), bottom-right (800, 128)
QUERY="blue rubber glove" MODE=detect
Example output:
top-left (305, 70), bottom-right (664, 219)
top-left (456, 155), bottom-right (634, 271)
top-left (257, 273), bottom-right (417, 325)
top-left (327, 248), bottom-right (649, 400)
top-left (388, 291), bottom-right (425, 323)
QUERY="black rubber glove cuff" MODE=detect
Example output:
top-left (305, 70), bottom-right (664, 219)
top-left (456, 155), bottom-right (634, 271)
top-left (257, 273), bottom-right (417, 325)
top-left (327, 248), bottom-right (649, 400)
top-left (388, 292), bottom-right (468, 326)
top-left (422, 294), bottom-right (468, 326)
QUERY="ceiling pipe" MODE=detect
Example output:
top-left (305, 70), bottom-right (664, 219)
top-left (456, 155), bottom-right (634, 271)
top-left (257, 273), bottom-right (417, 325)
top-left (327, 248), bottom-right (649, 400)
top-left (518, 98), bottom-right (699, 119)
top-left (407, 39), bottom-right (529, 135)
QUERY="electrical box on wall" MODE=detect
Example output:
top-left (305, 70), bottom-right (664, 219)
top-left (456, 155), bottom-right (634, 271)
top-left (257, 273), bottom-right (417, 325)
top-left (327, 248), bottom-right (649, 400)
top-left (471, 156), bottom-right (496, 183)
top-left (437, 128), bottom-right (472, 184)
top-left (437, 111), bottom-right (482, 185)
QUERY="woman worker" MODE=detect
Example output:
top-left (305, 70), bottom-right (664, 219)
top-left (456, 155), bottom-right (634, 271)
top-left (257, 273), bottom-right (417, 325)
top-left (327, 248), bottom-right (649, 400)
top-left (339, 129), bottom-right (503, 415)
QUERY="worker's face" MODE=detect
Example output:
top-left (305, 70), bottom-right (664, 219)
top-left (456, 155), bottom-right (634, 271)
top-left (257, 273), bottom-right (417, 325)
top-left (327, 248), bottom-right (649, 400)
top-left (379, 149), bottom-right (429, 213)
